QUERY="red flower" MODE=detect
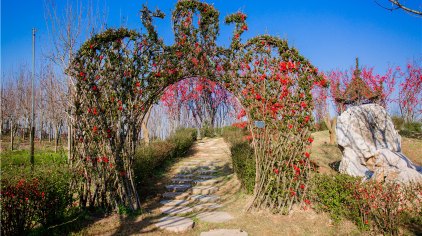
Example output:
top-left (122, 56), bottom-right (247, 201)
top-left (102, 156), bottom-right (109, 163)
top-left (273, 168), bottom-right (279, 175)
top-left (92, 126), bottom-right (98, 133)
top-left (288, 124), bottom-right (293, 129)
top-left (99, 55), bottom-right (104, 60)
top-left (304, 152), bottom-right (310, 158)
top-left (192, 57), bottom-right (199, 66)
top-left (242, 24), bottom-right (248, 31)
top-left (304, 199), bottom-right (311, 205)
top-left (308, 137), bottom-right (314, 143)
top-left (255, 94), bottom-right (262, 100)
top-left (92, 85), bottom-right (98, 91)
top-left (300, 184), bottom-right (305, 189)
top-left (304, 116), bottom-right (310, 123)
top-left (155, 71), bottom-right (161, 77)
top-left (279, 61), bottom-right (287, 72)
top-left (79, 72), bottom-right (85, 77)
top-left (300, 101), bottom-right (307, 108)
top-left (92, 108), bottom-right (98, 115)
top-left (118, 105), bottom-right (123, 111)
top-left (135, 81), bottom-right (141, 87)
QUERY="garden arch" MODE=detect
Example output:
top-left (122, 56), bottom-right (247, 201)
top-left (68, 0), bottom-right (325, 213)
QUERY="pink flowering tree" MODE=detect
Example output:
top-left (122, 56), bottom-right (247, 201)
top-left (398, 61), bottom-right (422, 122)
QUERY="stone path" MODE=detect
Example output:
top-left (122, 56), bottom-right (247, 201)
top-left (154, 137), bottom-right (248, 235)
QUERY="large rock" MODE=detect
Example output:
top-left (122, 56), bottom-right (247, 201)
top-left (336, 104), bottom-right (422, 183)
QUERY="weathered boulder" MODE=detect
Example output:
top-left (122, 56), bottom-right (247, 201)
top-left (336, 104), bottom-right (422, 183)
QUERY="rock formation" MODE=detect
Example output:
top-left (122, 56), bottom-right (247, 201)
top-left (336, 104), bottom-right (422, 183)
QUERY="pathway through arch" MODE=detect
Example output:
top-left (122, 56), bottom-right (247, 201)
top-left (154, 137), bottom-right (248, 235)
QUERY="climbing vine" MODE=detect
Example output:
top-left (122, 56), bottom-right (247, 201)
top-left (68, 0), bottom-right (325, 213)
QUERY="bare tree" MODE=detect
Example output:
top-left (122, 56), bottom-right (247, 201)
top-left (40, 64), bottom-right (66, 152)
top-left (376, 0), bottom-right (422, 16)
top-left (2, 77), bottom-right (20, 150)
top-left (44, 0), bottom-right (107, 160)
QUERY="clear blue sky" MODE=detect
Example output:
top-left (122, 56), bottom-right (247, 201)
top-left (1, 0), bottom-right (421, 76)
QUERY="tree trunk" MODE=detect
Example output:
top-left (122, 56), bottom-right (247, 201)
top-left (68, 121), bottom-right (72, 163)
top-left (10, 119), bottom-right (14, 151)
top-left (142, 107), bottom-right (152, 145)
top-left (49, 123), bottom-right (52, 142)
top-left (55, 124), bottom-right (60, 153)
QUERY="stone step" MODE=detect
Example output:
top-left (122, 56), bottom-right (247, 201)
top-left (197, 211), bottom-right (234, 223)
top-left (193, 178), bottom-right (220, 186)
top-left (189, 195), bottom-right (220, 203)
top-left (165, 184), bottom-right (191, 192)
top-left (192, 186), bottom-right (218, 195)
top-left (172, 178), bottom-right (193, 184)
top-left (162, 192), bottom-right (190, 200)
top-left (155, 216), bottom-right (194, 233)
top-left (193, 203), bottom-right (222, 212)
top-left (160, 199), bottom-right (191, 207)
top-left (196, 169), bottom-right (217, 175)
top-left (175, 174), bottom-right (194, 178)
top-left (196, 175), bottom-right (216, 180)
top-left (160, 206), bottom-right (194, 215)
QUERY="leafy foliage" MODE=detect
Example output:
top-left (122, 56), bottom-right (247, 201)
top-left (68, 0), bottom-right (324, 213)
top-left (134, 128), bottom-right (196, 187)
top-left (309, 173), bottom-right (422, 235)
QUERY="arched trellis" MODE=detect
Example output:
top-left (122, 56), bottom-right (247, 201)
top-left (67, 0), bottom-right (325, 213)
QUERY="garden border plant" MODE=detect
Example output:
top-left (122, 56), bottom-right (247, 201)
top-left (67, 0), bottom-right (326, 213)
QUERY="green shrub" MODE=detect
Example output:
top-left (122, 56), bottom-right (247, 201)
top-left (1, 172), bottom-right (72, 235)
top-left (391, 116), bottom-right (404, 130)
top-left (201, 125), bottom-right (216, 138)
top-left (221, 125), bottom-right (255, 193)
top-left (309, 173), bottom-right (422, 235)
top-left (403, 122), bottom-right (421, 132)
top-left (309, 173), bottom-right (361, 224)
top-left (231, 142), bottom-right (255, 193)
top-left (1, 150), bottom-right (73, 234)
top-left (133, 128), bottom-right (196, 186)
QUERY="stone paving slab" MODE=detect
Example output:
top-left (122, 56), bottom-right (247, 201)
top-left (193, 203), bottom-right (222, 211)
top-left (165, 184), bottom-right (191, 192)
top-left (192, 186), bottom-right (219, 195)
top-left (189, 195), bottom-right (220, 203)
top-left (172, 178), bottom-right (193, 184)
top-left (200, 229), bottom-right (248, 236)
top-left (194, 178), bottom-right (220, 186)
top-left (196, 175), bottom-right (216, 180)
top-left (160, 206), bottom-right (194, 215)
top-left (155, 216), bottom-right (194, 233)
top-left (160, 199), bottom-right (190, 206)
top-left (197, 211), bottom-right (234, 223)
top-left (196, 169), bottom-right (217, 175)
top-left (175, 174), bottom-right (194, 178)
top-left (162, 192), bottom-right (190, 199)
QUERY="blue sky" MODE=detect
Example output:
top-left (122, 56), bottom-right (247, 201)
top-left (1, 0), bottom-right (421, 76)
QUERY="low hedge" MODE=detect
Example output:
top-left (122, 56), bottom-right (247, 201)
top-left (221, 125), bottom-right (256, 193)
top-left (133, 128), bottom-right (196, 186)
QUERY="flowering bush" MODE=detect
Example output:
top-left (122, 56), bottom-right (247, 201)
top-left (309, 174), bottom-right (422, 234)
top-left (0, 174), bottom-right (71, 235)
